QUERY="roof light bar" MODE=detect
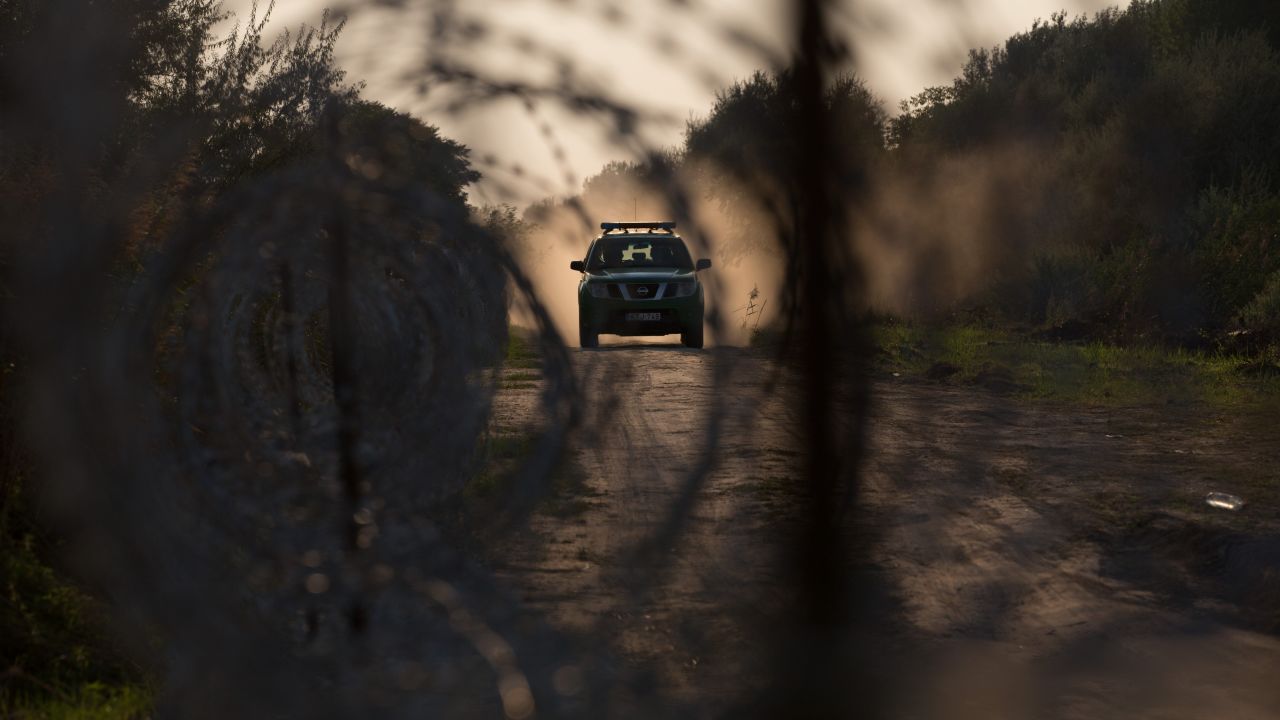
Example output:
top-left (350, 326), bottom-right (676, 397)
top-left (600, 221), bottom-right (677, 232)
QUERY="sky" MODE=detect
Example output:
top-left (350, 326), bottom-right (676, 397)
top-left (225, 0), bottom-right (1120, 204)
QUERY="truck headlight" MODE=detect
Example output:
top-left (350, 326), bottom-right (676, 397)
top-left (668, 281), bottom-right (697, 298)
top-left (587, 283), bottom-right (611, 298)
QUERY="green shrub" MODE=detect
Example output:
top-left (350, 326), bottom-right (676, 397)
top-left (1028, 251), bottom-right (1097, 327)
top-left (1239, 271), bottom-right (1280, 340)
top-left (1190, 182), bottom-right (1280, 331)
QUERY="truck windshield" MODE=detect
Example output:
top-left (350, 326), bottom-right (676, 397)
top-left (587, 236), bottom-right (694, 271)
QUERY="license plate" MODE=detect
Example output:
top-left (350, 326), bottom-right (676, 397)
top-left (626, 312), bottom-right (662, 322)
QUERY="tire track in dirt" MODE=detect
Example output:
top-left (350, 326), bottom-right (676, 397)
top-left (493, 344), bottom-right (797, 715)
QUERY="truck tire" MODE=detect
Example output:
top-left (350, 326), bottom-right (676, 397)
top-left (681, 323), bottom-right (703, 349)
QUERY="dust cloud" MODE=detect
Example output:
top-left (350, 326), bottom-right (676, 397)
top-left (855, 142), bottom-right (1052, 317)
top-left (508, 140), bottom-right (1052, 344)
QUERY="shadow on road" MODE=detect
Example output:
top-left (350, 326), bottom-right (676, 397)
top-left (586, 341), bottom-right (692, 352)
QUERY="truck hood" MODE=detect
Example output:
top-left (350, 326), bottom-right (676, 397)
top-left (587, 267), bottom-right (694, 282)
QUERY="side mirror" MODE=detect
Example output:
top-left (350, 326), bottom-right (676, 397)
top-left (570, 260), bottom-right (585, 272)
top-left (695, 258), bottom-right (712, 271)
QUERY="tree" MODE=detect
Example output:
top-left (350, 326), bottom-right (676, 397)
top-left (337, 100), bottom-right (480, 208)
top-left (683, 70), bottom-right (886, 260)
top-left (686, 70), bottom-right (885, 187)
top-left (883, 0), bottom-right (1280, 341)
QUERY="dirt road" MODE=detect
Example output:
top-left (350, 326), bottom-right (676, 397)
top-left (488, 343), bottom-right (1280, 718)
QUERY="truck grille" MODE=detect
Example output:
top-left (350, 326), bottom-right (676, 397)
top-left (624, 283), bottom-right (661, 300)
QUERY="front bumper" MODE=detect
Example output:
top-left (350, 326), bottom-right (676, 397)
top-left (578, 292), bottom-right (702, 336)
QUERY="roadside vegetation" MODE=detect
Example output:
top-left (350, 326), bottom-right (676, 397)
top-left (864, 0), bottom-right (1280, 413)
top-left (1, 1), bottom-right (487, 715)
top-left (873, 320), bottom-right (1280, 407)
top-left (1, 502), bottom-right (151, 718)
top-left (870, 0), bottom-right (1280, 407)
top-left (888, 0), bottom-right (1280, 346)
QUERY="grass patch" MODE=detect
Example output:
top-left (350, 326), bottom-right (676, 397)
top-left (1, 528), bottom-right (150, 719)
top-left (1, 382), bottom-right (149, 716)
top-left (504, 329), bottom-right (542, 370)
top-left (873, 321), bottom-right (1280, 407)
top-left (465, 431), bottom-right (593, 518)
top-left (501, 370), bottom-right (541, 390)
top-left (1, 682), bottom-right (151, 720)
